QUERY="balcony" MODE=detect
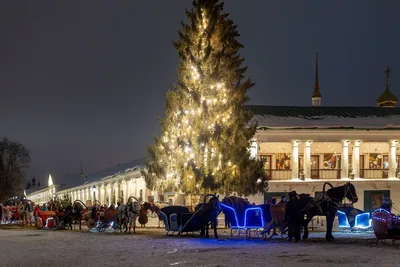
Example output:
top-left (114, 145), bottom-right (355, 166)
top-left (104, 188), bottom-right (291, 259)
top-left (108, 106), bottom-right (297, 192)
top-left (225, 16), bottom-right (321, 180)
top-left (360, 169), bottom-right (389, 179)
top-left (310, 169), bottom-right (341, 180)
top-left (267, 168), bottom-right (398, 181)
top-left (268, 170), bottom-right (291, 180)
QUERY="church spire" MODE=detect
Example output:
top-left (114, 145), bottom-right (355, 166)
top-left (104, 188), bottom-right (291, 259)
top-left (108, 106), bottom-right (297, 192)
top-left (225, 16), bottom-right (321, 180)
top-left (80, 160), bottom-right (84, 177)
top-left (377, 66), bottom-right (397, 107)
top-left (312, 53), bottom-right (322, 106)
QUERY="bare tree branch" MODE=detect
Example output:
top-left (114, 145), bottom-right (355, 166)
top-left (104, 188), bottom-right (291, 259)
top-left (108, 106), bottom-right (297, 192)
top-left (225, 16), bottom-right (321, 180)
top-left (0, 137), bottom-right (31, 201)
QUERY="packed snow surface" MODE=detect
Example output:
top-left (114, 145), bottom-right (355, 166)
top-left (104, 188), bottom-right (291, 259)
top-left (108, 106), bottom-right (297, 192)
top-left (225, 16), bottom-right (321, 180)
top-left (1, 228), bottom-right (400, 267)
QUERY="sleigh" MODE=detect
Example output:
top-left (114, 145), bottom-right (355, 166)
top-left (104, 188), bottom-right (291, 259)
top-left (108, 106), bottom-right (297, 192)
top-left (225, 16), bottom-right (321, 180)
top-left (221, 198), bottom-right (287, 239)
top-left (336, 207), bottom-right (371, 231)
top-left (89, 209), bottom-right (120, 233)
top-left (35, 211), bottom-right (58, 229)
top-left (159, 206), bottom-right (201, 235)
top-left (372, 208), bottom-right (400, 244)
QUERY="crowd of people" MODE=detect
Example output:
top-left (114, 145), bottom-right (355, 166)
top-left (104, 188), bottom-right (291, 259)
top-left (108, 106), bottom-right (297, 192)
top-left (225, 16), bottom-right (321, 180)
top-left (0, 200), bottom-right (35, 225)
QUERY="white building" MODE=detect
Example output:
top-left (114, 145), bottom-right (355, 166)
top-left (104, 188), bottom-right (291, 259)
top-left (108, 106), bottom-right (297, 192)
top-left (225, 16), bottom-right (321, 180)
top-left (246, 61), bottom-right (400, 212)
top-left (26, 158), bottom-right (156, 206)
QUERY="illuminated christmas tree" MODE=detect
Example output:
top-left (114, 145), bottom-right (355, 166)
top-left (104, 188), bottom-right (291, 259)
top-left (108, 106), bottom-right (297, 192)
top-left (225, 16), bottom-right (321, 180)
top-left (143, 0), bottom-right (267, 196)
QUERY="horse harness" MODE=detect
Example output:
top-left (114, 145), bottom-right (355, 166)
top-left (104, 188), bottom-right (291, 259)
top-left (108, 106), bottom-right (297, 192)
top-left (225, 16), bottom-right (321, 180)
top-left (302, 183), bottom-right (354, 219)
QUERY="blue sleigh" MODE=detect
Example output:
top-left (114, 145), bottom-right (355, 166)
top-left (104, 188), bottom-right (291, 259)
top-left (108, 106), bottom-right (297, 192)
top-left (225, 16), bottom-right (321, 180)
top-left (336, 207), bottom-right (372, 230)
top-left (221, 197), bottom-right (287, 239)
top-left (159, 206), bottom-right (201, 235)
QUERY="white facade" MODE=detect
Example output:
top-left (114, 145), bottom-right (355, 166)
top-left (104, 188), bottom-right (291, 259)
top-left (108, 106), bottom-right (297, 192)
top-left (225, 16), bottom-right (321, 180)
top-left (253, 128), bottom-right (400, 211)
top-left (26, 167), bottom-right (152, 207)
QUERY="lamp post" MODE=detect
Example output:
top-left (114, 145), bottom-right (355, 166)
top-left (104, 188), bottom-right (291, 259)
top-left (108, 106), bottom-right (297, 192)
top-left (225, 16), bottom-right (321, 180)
top-left (92, 185), bottom-right (97, 202)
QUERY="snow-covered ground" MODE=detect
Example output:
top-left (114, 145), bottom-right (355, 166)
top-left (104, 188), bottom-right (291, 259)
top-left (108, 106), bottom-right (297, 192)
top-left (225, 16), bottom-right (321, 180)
top-left (1, 227), bottom-right (400, 267)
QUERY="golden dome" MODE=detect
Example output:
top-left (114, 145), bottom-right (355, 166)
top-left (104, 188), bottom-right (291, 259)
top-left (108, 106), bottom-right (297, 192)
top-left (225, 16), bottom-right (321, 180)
top-left (377, 66), bottom-right (397, 107)
top-left (377, 88), bottom-right (397, 107)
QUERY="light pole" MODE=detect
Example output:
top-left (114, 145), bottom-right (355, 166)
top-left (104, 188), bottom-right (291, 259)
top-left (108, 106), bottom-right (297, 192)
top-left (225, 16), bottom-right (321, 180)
top-left (92, 185), bottom-right (97, 202)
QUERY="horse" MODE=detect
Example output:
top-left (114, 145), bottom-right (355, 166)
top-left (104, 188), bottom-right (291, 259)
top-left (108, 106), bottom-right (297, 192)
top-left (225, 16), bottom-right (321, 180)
top-left (195, 194), bottom-right (221, 239)
top-left (63, 201), bottom-right (84, 230)
top-left (117, 203), bottom-right (129, 232)
top-left (149, 204), bottom-right (163, 228)
top-left (296, 182), bottom-right (358, 241)
top-left (126, 200), bottom-right (141, 233)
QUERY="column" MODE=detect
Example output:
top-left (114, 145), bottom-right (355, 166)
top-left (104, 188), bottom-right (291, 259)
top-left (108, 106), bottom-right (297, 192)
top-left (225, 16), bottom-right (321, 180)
top-left (129, 179), bottom-right (134, 198)
top-left (114, 183), bottom-right (119, 204)
top-left (95, 186), bottom-right (100, 202)
top-left (303, 141), bottom-right (312, 179)
top-left (341, 140), bottom-right (350, 179)
top-left (107, 185), bottom-right (112, 206)
top-left (134, 179), bottom-right (138, 197)
top-left (291, 140), bottom-right (300, 179)
top-left (249, 138), bottom-right (258, 159)
top-left (97, 184), bottom-right (106, 205)
top-left (389, 140), bottom-right (399, 178)
top-left (153, 190), bottom-right (159, 202)
top-left (352, 140), bottom-right (361, 179)
top-left (122, 181), bottom-right (128, 204)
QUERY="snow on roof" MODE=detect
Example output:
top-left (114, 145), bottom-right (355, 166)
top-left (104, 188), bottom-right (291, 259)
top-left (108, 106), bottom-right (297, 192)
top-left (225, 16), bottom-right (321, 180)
top-left (246, 106), bottom-right (400, 129)
top-left (60, 158), bottom-right (146, 191)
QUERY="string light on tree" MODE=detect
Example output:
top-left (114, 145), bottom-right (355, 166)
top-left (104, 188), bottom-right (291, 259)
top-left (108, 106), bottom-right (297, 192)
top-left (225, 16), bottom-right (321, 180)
top-left (141, 0), bottom-right (267, 196)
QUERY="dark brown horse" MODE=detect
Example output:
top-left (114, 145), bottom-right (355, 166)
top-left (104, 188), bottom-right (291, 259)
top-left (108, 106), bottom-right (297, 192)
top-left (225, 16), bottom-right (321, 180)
top-left (195, 194), bottom-right (221, 239)
top-left (138, 202), bottom-right (152, 227)
top-left (294, 182), bottom-right (358, 241)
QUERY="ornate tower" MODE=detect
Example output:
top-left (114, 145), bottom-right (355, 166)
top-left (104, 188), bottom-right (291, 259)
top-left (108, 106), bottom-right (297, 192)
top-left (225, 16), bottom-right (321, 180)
top-left (377, 66), bottom-right (397, 107)
top-left (312, 53), bottom-right (322, 106)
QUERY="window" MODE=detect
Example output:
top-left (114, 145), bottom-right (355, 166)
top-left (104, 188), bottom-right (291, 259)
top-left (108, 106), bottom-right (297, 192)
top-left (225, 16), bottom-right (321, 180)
top-left (276, 153), bottom-right (291, 170)
top-left (311, 155), bottom-right (319, 179)
top-left (260, 155), bottom-right (272, 179)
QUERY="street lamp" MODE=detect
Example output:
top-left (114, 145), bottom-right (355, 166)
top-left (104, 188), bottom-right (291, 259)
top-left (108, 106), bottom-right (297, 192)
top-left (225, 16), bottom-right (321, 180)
top-left (91, 185), bottom-right (97, 201)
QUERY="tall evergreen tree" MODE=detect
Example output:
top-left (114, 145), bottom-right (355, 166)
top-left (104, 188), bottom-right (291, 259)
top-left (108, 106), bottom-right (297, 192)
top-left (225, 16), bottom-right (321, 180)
top-left (143, 0), bottom-right (267, 196)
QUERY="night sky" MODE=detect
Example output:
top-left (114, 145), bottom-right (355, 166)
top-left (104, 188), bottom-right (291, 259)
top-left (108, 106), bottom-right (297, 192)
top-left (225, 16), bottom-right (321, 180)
top-left (1, 1), bottom-right (399, 186)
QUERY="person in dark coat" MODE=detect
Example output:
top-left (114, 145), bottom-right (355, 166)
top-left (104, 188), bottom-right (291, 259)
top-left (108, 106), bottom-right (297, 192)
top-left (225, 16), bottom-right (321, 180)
top-left (285, 191), bottom-right (303, 242)
top-left (380, 197), bottom-right (392, 213)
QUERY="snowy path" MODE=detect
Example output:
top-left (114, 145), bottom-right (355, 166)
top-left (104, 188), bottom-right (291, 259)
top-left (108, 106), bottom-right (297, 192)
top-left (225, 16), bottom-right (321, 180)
top-left (1, 228), bottom-right (400, 267)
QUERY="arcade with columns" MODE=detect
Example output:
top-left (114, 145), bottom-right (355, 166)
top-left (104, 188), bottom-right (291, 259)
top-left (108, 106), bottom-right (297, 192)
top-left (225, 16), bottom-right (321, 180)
top-left (252, 137), bottom-right (400, 181)
top-left (26, 163), bottom-right (158, 207)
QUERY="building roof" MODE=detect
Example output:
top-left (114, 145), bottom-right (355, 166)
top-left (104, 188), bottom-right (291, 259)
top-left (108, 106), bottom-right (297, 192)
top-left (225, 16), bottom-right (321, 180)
top-left (59, 157), bottom-right (147, 191)
top-left (246, 105), bottom-right (400, 130)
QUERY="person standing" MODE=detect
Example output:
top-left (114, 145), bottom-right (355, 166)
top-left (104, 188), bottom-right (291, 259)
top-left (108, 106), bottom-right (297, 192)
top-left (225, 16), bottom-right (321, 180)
top-left (286, 191), bottom-right (302, 242)
top-left (26, 201), bottom-right (34, 226)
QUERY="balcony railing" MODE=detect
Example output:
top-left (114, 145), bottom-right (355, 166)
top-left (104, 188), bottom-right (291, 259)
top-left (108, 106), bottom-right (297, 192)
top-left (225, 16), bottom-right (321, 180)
top-left (310, 169), bottom-right (341, 179)
top-left (360, 169), bottom-right (389, 179)
top-left (268, 170), bottom-right (291, 180)
top-left (267, 168), bottom-right (396, 180)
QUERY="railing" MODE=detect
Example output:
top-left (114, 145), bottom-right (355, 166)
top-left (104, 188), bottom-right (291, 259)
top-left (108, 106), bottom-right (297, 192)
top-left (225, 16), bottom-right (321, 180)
top-left (360, 169), bottom-right (389, 179)
top-left (267, 168), bottom-right (396, 180)
top-left (269, 170), bottom-right (291, 180)
top-left (312, 169), bottom-right (341, 179)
